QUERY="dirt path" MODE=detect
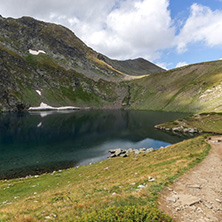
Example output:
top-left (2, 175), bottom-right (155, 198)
top-left (159, 136), bottom-right (222, 222)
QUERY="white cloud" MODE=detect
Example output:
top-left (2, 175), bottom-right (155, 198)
top-left (176, 62), bottom-right (188, 68)
top-left (0, 0), bottom-right (175, 61)
top-left (3, 0), bottom-right (222, 65)
top-left (156, 62), bottom-right (169, 70)
top-left (176, 3), bottom-right (222, 53)
top-left (96, 0), bottom-right (175, 60)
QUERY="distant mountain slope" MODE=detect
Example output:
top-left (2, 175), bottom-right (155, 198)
top-left (129, 60), bottom-right (222, 113)
top-left (0, 16), bottom-right (162, 81)
top-left (97, 55), bottom-right (165, 76)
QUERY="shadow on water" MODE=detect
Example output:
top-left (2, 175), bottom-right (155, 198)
top-left (0, 110), bottom-right (189, 179)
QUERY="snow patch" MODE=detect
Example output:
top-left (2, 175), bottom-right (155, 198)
top-left (29, 49), bottom-right (46, 55)
top-left (37, 122), bottom-right (42, 127)
top-left (28, 102), bottom-right (80, 111)
top-left (40, 112), bottom-right (49, 118)
top-left (36, 90), bottom-right (42, 96)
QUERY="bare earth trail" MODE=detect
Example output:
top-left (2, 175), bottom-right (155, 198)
top-left (159, 136), bottom-right (222, 222)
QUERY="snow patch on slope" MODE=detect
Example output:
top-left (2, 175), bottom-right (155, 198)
top-left (29, 49), bottom-right (46, 55)
top-left (36, 90), bottom-right (42, 96)
top-left (28, 102), bottom-right (80, 111)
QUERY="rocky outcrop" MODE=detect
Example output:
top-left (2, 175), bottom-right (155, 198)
top-left (155, 125), bottom-right (201, 135)
top-left (108, 147), bottom-right (154, 158)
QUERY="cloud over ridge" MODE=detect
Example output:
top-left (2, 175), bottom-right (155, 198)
top-left (1, 0), bottom-right (222, 67)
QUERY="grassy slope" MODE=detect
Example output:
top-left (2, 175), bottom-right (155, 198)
top-left (0, 45), bottom-right (127, 110)
top-left (156, 113), bottom-right (222, 134)
top-left (18, 58), bottom-right (222, 113)
top-left (129, 61), bottom-right (222, 113)
top-left (3, 21), bottom-right (222, 113)
top-left (24, 53), bottom-right (120, 107)
top-left (3, 17), bottom-right (222, 113)
top-left (0, 135), bottom-right (210, 221)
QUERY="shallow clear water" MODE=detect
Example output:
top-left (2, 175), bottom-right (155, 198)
top-left (0, 110), bottom-right (188, 179)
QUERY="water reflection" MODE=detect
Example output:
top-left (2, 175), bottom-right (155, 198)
top-left (0, 110), bottom-right (188, 179)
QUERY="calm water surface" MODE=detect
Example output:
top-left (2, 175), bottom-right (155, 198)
top-left (0, 110), bottom-right (188, 179)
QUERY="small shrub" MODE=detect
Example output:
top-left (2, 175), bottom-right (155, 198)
top-left (77, 206), bottom-right (172, 222)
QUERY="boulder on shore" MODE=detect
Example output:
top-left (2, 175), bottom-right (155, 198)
top-left (155, 124), bottom-right (199, 135)
top-left (108, 147), bottom-right (154, 158)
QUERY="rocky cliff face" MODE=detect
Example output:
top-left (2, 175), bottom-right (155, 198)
top-left (0, 16), bottom-right (163, 112)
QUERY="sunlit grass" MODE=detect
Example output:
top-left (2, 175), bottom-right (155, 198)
top-left (0, 135), bottom-right (210, 221)
top-left (157, 113), bottom-right (222, 134)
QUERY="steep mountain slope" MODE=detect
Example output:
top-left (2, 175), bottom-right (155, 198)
top-left (0, 16), bottom-right (161, 81)
top-left (97, 54), bottom-right (165, 76)
top-left (0, 15), bottom-right (164, 111)
top-left (129, 60), bottom-right (222, 113)
top-left (0, 44), bottom-right (130, 111)
top-left (1, 15), bottom-right (222, 113)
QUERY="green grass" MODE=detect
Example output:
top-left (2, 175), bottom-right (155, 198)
top-left (21, 52), bottom-right (124, 108)
top-left (77, 206), bottom-right (172, 222)
top-left (3, 29), bottom-right (222, 113)
top-left (25, 54), bottom-right (59, 69)
top-left (0, 135), bottom-right (210, 221)
top-left (129, 60), bottom-right (222, 113)
top-left (157, 112), bottom-right (222, 134)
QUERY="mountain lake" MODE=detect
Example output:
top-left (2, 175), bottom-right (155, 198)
top-left (0, 110), bottom-right (189, 179)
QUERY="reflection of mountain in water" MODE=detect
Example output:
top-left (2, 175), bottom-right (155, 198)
top-left (0, 110), bottom-right (188, 179)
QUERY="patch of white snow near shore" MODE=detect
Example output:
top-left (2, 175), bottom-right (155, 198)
top-left (28, 102), bottom-right (80, 111)
top-left (37, 122), bottom-right (42, 127)
top-left (29, 49), bottom-right (46, 55)
top-left (36, 90), bottom-right (42, 96)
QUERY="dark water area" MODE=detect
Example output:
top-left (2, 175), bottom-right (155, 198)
top-left (0, 110), bottom-right (189, 179)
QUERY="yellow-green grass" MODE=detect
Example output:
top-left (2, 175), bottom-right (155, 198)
top-left (129, 60), bottom-right (222, 113)
top-left (0, 135), bottom-right (210, 221)
top-left (157, 113), bottom-right (222, 134)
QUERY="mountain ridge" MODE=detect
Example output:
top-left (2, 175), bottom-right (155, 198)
top-left (1, 15), bottom-right (222, 113)
top-left (0, 16), bottom-right (163, 80)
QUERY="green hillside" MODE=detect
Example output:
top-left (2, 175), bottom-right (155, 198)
top-left (1, 15), bottom-right (222, 113)
top-left (0, 44), bottom-right (129, 111)
top-left (129, 60), bottom-right (222, 113)
top-left (156, 112), bottom-right (222, 134)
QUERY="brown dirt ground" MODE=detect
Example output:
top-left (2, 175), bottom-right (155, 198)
top-left (159, 136), bottom-right (222, 222)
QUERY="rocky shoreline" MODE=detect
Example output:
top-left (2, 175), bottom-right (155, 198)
top-left (154, 125), bottom-right (201, 135)
top-left (108, 147), bottom-right (154, 158)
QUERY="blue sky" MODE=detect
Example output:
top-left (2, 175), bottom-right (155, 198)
top-left (1, 0), bottom-right (222, 69)
top-left (162, 0), bottom-right (222, 69)
top-left (170, 0), bottom-right (222, 18)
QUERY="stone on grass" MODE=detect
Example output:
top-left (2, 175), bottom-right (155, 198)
top-left (148, 176), bottom-right (155, 182)
top-left (167, 196), bottom-right (178, 203)
top-left (187, 184), bottom-right (201, 189)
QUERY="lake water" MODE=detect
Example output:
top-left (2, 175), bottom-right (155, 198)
top-left (0, 110), bottom-right (188, 179)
